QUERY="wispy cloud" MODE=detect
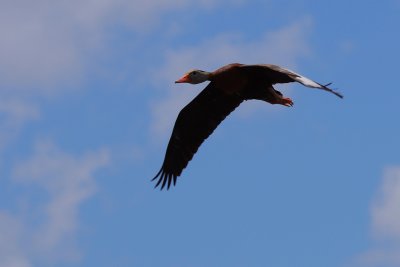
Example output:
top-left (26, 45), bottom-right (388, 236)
top-left (0, 141), bottom-right (109, 266)
top-left (0, 99), bottom-right (40, 152)
top-left (0, 0), bottom-right (245, 153)
top-left (372, 167), bottom-right (400, 239)
top-left (0, 212), bottom-right (31, 267)
top-left (0, 0), bottom-right (243, 90)
top-left (150, 18), bottom-right (312, 138)
top-left (351, 166), bottom-right (400, 267)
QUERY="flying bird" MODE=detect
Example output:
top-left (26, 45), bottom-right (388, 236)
top-left (152, 63), bottom-right (342, 190)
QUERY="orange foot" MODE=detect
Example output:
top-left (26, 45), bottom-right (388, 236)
top-left (281, 97), bottom-right (294, 107)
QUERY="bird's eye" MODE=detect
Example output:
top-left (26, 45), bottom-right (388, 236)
top-left (192, 72), bottom-right (197, 76)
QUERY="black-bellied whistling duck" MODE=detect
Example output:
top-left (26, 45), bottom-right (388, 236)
top-left (152, 63), bottom-right (343, 190)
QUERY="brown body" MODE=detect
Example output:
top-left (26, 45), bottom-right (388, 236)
top-left (211, 63), bottom-right (248, 94)
top-left (212, 64), bottom-right (278, 101)
top-left (152, 63), bottom-right (342, 190)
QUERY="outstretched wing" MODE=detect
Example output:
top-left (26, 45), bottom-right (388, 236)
top-left (152, 82), bottom-right (243, 190)
top-left (240, 64), bottom-right (343, 98)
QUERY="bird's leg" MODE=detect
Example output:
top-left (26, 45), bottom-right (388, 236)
top-left (270, 88), bottom-right (293, 107)
top-left (279, 97), bottom-right (294, 107)
top-left (268, 97), bottom-right (293, 107)
top-left (249, 85), bottom-right (294, 107)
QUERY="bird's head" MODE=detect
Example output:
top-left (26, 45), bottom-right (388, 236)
top-left (175, 70), bottom-right (210, 84)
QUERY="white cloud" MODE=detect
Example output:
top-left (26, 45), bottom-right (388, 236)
top-left (0, 212), bottom-right (31, 267)
top-left (0, 0), bottom-right (243, 90)
top-left (0, 141), bottom-right (109, 266)
top-left (355, 248), bottom-right (400, 267)
top-left (1, 1), bottom-right (83, 90)
top-left (150, 18), bottom-right (312, 138)
top-left (372, 167), bottom-right (400, 239)
top-left (0, 0), bottom-right (244, 152)
top-left (0, 99), bottom-right (40, 152)
top-left (351, 167), bottom-right (400, 267)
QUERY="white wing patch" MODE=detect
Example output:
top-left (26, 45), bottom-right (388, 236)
top-left (278, 66), bottom-right (343, 98)
top-left (293, 75), bottom-right (321, 88)
top-left (281, 67), bottom-right (323, 88)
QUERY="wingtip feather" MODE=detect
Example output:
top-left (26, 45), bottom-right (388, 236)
top-left (316, 82), bottom-right (343, 99)
top-left (160, 173), bottom-right (168, 190)
top-left (167, 174), bottom-right (173, 190)
top-left (154, 174), bottom-right (163, 189)
top-left (151, 167), bottom-right (163, 181)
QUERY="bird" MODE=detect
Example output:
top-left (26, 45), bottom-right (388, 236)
top-left (152, 63), bottom-right (343, 190)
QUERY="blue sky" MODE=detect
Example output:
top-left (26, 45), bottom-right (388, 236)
top-left (1, 1), bottom-right (400, 267)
